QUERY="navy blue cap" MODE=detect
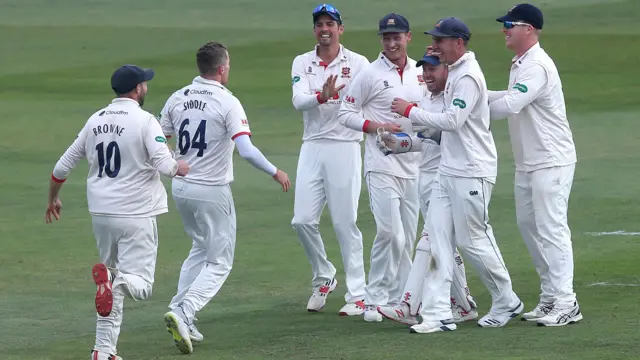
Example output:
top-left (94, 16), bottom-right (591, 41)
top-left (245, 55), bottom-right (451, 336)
top-left (378, 13), bottom-right (410, 35)
top-left (312, 3), bottom-right (342, 24)
top-left (111, 64), bottom-right (154, 94)
top-left (496, 3), bottom-right (543, 29)
top-left (425, 17), bottom-right (471, 41)
top-left (416, 54), bottom-right (441, 67)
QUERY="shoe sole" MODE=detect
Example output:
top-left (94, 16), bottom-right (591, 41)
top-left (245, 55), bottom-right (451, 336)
top-left (410, 323), bottom-right (457, 333)
top-left (92, 264), bottom-right (113, 317)
top-left (536, 313), bottom-right (583, 327)
top-left (164, 312), bottom-right (193, 354)
top-left (307, 279), bottom-right (338, 313)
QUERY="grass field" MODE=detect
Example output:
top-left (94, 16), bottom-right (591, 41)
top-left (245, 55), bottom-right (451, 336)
top-left (1, 0), bottom-right (640, 359)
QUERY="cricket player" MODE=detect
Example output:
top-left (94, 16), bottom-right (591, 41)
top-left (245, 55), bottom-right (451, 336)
top-left (377, 53), bottom-right (478, 326)
top-left (490, 4), bottom-right (581, 326)
top-left (45, 64), bottom-right (190, 360)
top-left (290, 4), bottom-right (371, 316)
top-left (160, 41), bottom-right (291, 354)
top-left (390, 17), bottom-right (523, 333)
top-left (337, 13), bottom-right (427, 323)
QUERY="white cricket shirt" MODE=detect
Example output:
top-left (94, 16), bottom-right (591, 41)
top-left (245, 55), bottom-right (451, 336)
top-left (160, 76), bottom-right (252, 186)
top-left (418, 91), bottom-right (444, 173)
top-left (291, 44), bottom-right (370, 142)
top-left (52, 98), bottom-right (178, 217)
top-left (407, 51), bottom-right (497, 182)
top-left (338, 53), bottom-right (428, 179)
top-left (489, 42), bottom-right (577, 172)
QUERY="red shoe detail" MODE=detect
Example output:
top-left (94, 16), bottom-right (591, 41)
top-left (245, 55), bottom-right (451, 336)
top-left (355, 300), bottom-right (365, 309)
top-left (92, 264), bottom-right (113, 317)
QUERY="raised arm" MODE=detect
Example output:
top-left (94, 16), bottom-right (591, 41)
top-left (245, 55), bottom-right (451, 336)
top-left (405, 75), bottom-right (480, 131)
top-left (291, 56), bottom-right (323, 111)
top-left (489, 63), bottom-right (547, 120)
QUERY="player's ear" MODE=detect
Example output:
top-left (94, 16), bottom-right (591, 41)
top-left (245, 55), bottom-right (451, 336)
top-left (406, 31), bottom-right (412, 42)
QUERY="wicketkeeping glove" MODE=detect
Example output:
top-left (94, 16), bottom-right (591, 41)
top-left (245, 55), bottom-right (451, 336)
top-left (376, 128), bottom-right (423, 156)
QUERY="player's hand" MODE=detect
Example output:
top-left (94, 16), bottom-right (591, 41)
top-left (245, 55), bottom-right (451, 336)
top-left (45, 198), bottom-right (62, 224)
top-left (391, 97), bottom-right (413, 116)
top-left (272, 169), bottom-right (291, 192)
top-left (176, 160), bottom-right (190, 176)
top-left (376, 128), bottom-right (396, 155)
top-left (320, 75), bottom-right (345, 102)
top-left (425, 45), bottom-right (442, 58)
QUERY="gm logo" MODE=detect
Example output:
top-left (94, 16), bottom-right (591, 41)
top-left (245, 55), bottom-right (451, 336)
top-left (469, 190), bottom-right (478, 195)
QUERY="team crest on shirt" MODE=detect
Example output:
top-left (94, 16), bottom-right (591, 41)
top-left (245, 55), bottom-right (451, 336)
top-left (417, 74), bottom-right (425, 84)
top-left (307, 66), bottom-right (315, 75)
top-left (341, 67), bottom-right (351, 78)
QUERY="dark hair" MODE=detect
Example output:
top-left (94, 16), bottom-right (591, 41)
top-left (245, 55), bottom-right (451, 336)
top-left (196, 41), bottom-right (228, 75)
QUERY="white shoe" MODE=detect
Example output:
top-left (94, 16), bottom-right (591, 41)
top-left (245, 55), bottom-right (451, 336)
top-left (521, 302), bottom-right (554, 321)
top-left (477, 301), bottom-right (524, 328)
top-left (188, 322), bottom-right (204, 342)
top-left (363, 305), bottom-right (382, 322)
top-left (307, 278), bottom-right (337, 312)
top-left (164, 311), bottom-right (193, 354)
top-left (377, 303), bottom-right (419, 326)
top-left (410, 319), bottom-right (457, 334)
top-left (452, 307), bottom-right (478, 323)
top-left (91, 350), bottom-right (123, 360)
top-left (338, 300), bottom-right (365, 316)
top-left (536, 302), bottom-right (583, 327)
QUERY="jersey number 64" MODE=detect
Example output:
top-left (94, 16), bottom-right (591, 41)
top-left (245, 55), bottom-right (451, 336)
top-left (178, 119), bottom-right (208, 157)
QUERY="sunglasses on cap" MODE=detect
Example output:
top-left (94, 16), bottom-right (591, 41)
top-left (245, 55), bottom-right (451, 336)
top-left (313, 3), bottom-right (340, 16)
top-left (503, 21), bottom-right (531, 29)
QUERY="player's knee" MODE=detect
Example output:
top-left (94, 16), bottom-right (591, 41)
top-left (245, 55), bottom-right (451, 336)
top-left (291, 216), bottom-right (317, 229)
top-left (416, 235), bottom-right (431, 253)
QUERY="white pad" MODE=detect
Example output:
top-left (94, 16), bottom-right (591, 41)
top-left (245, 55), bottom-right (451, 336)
top-left (450, 249), bottom-right (477, 312)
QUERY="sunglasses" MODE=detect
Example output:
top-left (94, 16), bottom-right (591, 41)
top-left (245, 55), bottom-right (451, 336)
top-left (503, 21), bottom-right (531, 29)
top-left (313, 3), bottom-right (341, 16)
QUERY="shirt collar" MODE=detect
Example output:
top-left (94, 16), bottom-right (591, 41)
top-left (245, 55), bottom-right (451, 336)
top-left (312, 44), bottom-right (347, 66)
top-left (192, 76), bottom-right (229, 92)
top-left (512, 42), bottom-right (540, 67)
top-left (448, 51), bottom-right (475, 70)
top-left (110, 98), bottom-right (140, 106)
top-left (430, 90), bottom-right (444, 100)
top-left (377, 52), bottom-right (412, 72)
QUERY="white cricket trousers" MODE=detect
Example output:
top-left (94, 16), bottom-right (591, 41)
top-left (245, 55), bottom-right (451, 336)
top-left (291, 140), bottom-right (366, 303)
top-left (365, 171), bottom-right (419, 306)
top-left (168, 178), bottom-right (236, 323)
top-left (515, 164), bottom-right (576, 306)
top-left (420, 174), bottom-right (520, 321)
top-left (92, 215), bottom-right (158, 355)
top-left (402, 171), bottom-right (475, 315)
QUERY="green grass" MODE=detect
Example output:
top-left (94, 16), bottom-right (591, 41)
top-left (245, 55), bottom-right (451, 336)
top-left (1, 0), bottom-right (640, 359)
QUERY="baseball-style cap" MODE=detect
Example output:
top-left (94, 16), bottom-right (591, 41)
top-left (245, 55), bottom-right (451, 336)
top-left (424, 17), bottom-right (471, 41)
top-left (416, 53), bottom-right (441, 67)
top-left (378, 13), bottom-right (410, 35)
top-left (111, 64), bottom-right (154, 94)
top-left (312, 3), bottom-right (342, 24)
top-left (496, 3), bottom-right (544, 29)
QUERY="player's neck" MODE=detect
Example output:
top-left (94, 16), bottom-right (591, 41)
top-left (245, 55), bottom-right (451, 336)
top-left (200, 73), bottom-right (222, 83)
top-left (316, 43), bottom-right (341, 64)
top-left (515, 39), bottom-right (538, 58)
top-left (390, 54), bottom-right (407, 69)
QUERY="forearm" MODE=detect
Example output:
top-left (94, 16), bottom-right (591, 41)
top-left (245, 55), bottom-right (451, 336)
top-left (235, 135), bottom-right (277, 176)
top-left (150, 150), bottom-right (179, 177)
top-left (489, 97), bottom-right (517, 120)
top-left (293, 93), bottom-right (323, 111)
top-left (48, 178), bottom-right (63, 203)
top-left (408, 106), bottom-right (460, 131)
top-left (488, 90), bottom-right (508, 103)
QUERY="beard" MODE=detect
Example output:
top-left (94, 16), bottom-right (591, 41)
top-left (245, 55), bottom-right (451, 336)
top-left (137, 93), bottom-right (146, 107)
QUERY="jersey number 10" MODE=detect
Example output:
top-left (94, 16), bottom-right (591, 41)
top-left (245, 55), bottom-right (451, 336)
top-left (95, 141), bottom-right (121, 178)
top-left (178, 119), bottom-right (208, 157)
